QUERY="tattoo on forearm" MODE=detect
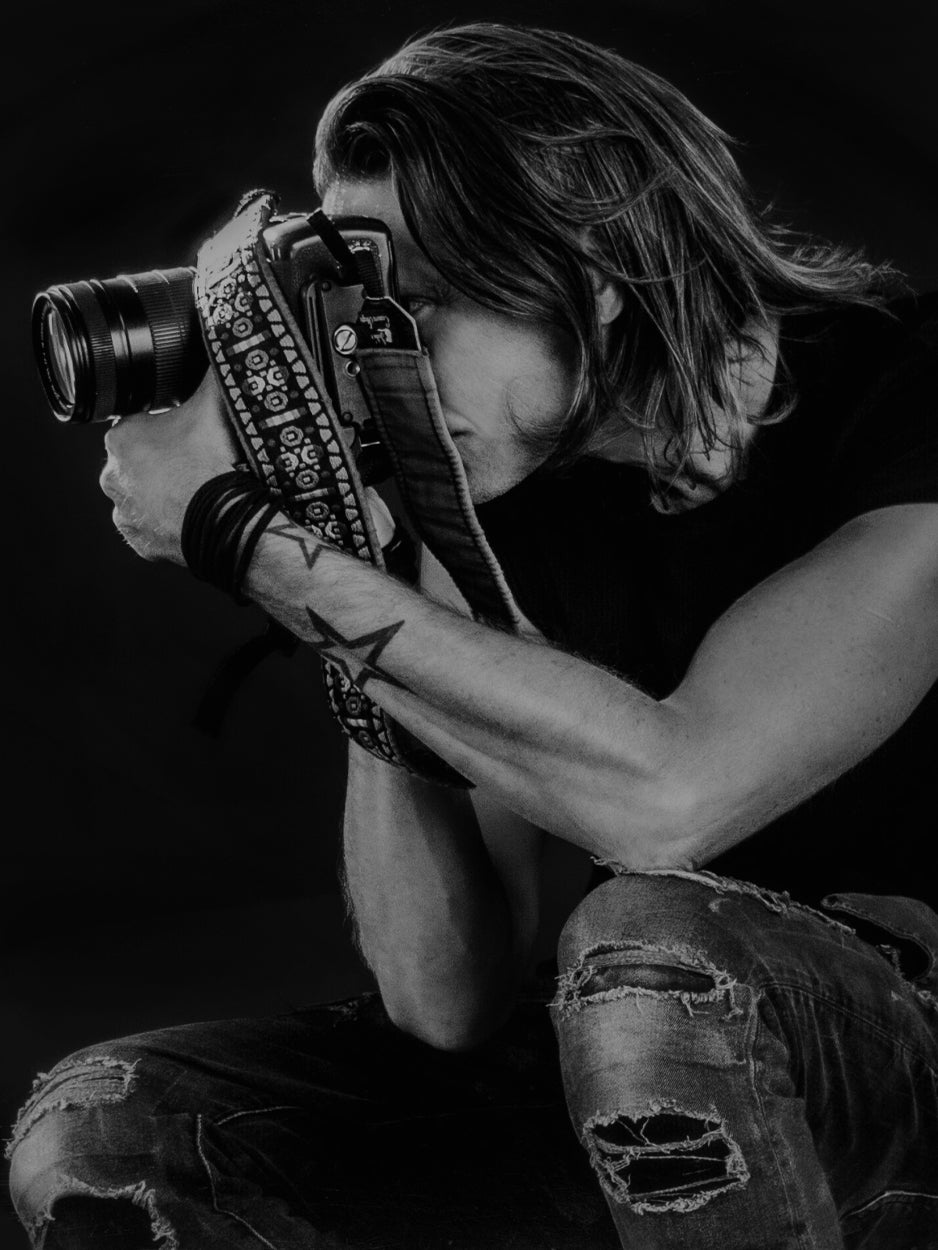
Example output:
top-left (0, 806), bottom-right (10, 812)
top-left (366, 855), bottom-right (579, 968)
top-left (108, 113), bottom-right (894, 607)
top-left (266, 522), bottom-right (326, 570)
top-left (266, 520), bottom-right (408, 693)
top-left (305, 606), bottom-right (410, 693)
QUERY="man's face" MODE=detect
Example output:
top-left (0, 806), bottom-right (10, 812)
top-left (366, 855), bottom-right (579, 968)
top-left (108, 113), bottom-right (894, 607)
top-left (320, 177), bottom-right (576, 503)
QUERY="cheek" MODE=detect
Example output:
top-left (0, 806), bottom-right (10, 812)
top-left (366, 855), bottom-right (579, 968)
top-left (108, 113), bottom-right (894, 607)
top-left (429, 314), bottom-right (574, 432)
top-left (423, 317), bottom-right (503, 416)
top-left (506, 353), bottom-right (573, 424)
top-left (500, 328), bottom-right (576, 431)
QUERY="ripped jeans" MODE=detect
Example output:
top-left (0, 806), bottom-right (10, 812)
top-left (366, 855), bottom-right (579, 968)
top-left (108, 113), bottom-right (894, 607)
top-left (7, 871), bottom-right (938, 1249)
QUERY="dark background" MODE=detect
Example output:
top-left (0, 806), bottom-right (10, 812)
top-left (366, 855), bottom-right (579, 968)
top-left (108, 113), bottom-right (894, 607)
top-left (3, 0), bottom-right (936, 1241)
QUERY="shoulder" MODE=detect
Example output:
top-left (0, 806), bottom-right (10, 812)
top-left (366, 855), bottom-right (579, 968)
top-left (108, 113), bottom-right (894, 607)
top-left (773, 291), bottom-right (938, 535)
top-left (779, 290), bottom-right (938, 410)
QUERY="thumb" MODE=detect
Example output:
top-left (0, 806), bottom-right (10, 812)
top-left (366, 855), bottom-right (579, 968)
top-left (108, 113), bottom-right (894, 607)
top-left (365, 487), bottom-right (397, 550)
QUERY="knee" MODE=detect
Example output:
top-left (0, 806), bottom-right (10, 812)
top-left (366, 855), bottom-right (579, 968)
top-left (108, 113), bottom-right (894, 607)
top-left (554, 872), bottom-right (755, 1017)
top-left (551, 875), bottom-right (758, 1216)
top-left (6, 1045), bottom-right (149, 1235)
top-left (558, 871), bottom-right (727, 965)
top-left (558, 873), bottom-right (654, 961)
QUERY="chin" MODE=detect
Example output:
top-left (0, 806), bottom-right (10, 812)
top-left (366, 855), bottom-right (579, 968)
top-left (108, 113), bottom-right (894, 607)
top-left (461, 459), bottom-right (506, 504)
top-left (467, 473), bottom-right (527, 506)
top-left (457, 442), bottom-right (539, 506)
top-left (468, 483), bottom-right (499, 505)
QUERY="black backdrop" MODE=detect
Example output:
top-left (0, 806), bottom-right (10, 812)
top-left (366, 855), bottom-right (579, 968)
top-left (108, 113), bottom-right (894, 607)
top-left (3, 0), bottom-right (936, 1239)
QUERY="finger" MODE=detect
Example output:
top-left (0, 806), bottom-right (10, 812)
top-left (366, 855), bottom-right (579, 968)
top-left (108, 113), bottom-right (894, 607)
top-left (112, 513), bottom-right (153, 560)
top-left (365, 487), bottom-right (396, 549)
top-left (103, 412), bottom-right (140, 452)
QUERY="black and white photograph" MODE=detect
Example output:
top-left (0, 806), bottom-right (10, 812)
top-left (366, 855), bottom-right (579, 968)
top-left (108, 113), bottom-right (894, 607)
top-left (3, 1), bottom-right (937, 1246)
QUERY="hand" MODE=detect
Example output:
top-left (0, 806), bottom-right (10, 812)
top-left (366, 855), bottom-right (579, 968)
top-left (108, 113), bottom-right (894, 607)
top-left (100, 368), bottom-right (241, 564)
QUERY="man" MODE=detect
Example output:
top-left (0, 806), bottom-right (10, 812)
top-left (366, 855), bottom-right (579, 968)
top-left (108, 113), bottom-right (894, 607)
top-left (8, 22), bottom-right (938, 1249)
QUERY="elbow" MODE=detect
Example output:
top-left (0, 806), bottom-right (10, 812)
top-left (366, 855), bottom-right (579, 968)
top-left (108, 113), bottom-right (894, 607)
top-left (390, 1017), bottom-right (493, 1054)
top-left (530, 701), bottom-right (707, 868)
top-left (543, 699), bottom-right (763, 870)
top-left (590, 760), bottom-right (775, 872)
top-left (380, 986), bottom-right (515, 1053)
top-left (642, 772), bottom-right (708, 867)
top-left (566, 756), bottom-right (705, 871)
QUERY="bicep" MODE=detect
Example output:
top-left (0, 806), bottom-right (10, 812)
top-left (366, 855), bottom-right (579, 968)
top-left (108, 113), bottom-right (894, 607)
top-left (664, 503), bottom-right (938, 860)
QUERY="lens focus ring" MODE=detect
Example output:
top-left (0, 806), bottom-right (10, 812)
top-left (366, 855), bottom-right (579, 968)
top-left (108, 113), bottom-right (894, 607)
top-left (128, 270), bottom-right (200, 410)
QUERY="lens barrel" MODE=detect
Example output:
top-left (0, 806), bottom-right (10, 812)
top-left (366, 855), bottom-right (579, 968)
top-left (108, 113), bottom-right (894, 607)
top-left (32, 267), bottom-right (206, 423)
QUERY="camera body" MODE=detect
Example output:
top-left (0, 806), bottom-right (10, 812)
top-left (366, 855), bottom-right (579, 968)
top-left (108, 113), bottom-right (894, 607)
top-left (33, 210), bottom-right (399, 476)
top-left (261, 212), bottom-right (395, 445)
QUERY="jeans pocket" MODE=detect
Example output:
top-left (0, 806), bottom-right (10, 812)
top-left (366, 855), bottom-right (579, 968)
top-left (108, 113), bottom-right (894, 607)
top-left (820, 892), bottom-right (938, 991)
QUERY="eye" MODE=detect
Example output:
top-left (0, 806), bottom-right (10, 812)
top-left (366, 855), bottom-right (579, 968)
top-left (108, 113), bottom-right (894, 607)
top-left (399, 293), bottom-right (437, 318)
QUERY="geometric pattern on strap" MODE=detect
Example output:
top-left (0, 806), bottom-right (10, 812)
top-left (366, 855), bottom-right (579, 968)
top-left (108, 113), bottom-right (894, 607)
top-left (194, 189), bottom-right (465, 785)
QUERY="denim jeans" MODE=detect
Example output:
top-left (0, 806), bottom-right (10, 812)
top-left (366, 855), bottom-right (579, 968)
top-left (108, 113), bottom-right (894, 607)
top-left (7, 870), bottom-right (938, 1248)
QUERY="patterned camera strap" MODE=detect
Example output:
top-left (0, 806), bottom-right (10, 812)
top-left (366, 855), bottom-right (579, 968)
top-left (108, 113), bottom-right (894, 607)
top-left (194, 191), bottom-right (521, 786)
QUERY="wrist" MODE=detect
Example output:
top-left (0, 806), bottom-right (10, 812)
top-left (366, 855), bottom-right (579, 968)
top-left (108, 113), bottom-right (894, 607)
top-left (181, 471), bottom-right (282, 603)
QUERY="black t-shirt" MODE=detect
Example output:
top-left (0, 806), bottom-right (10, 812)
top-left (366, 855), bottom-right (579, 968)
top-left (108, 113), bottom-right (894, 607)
top-left (474, 293), bottom-right (938, 909)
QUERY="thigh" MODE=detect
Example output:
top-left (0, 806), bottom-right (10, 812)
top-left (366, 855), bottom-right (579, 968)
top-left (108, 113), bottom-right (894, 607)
top-left (800, 890), bottom-right (938, 1247)
top-left (8, 993), bottom-right (619, 1249)
top-left (551, 870), bottom-right (938, 1250)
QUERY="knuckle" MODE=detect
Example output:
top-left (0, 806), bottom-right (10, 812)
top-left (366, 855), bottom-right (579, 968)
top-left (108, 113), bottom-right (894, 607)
top-left (111, 503), bottom-right (133, 534)
top-left (99, 464), bottom-right (118, 499)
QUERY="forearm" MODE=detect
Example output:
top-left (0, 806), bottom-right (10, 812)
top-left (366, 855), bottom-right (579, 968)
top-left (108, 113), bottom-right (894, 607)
top-left (243, 519), bottom-right (689, 865)
top-left (344, 745), bottom-right (523, 1048)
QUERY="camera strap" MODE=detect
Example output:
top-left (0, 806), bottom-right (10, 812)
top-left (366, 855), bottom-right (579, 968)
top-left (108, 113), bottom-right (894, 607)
top-left (193, 190), bottom-right (519, 785)
top-left (355, 348), bottom-right (522, 630)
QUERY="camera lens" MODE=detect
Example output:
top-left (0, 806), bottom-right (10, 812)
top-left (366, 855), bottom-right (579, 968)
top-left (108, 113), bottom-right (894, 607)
top-left (32, 267), bottom-right (206, 423)
top-left (44, 307), bottom-right (78, 408)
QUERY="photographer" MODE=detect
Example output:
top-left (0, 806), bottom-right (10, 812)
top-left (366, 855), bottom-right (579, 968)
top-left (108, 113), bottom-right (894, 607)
top-left (8, 22), bottom-right (938, 1249)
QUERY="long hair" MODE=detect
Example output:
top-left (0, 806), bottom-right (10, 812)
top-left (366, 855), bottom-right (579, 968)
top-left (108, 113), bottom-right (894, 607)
top-left (314, 23), bottom-right (901, 492)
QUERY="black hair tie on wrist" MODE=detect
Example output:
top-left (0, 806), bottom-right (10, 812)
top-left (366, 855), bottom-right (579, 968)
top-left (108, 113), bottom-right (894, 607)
top-left (183, 470), bottom-right (299, 735)
top-left (181, 470), bottom-right (281, 604)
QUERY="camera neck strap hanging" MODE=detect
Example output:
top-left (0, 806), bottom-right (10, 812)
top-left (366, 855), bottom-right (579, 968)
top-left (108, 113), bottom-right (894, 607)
top-left (193, 190), bottom-right (520, 785)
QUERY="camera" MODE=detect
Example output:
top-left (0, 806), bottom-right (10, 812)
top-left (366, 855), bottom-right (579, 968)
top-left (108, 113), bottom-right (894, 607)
top-left (32, 209), bottom-right (398, 482)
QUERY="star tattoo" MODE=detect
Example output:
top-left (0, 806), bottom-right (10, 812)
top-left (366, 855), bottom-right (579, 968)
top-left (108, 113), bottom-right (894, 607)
top-left (266, 522), bottom-right (326, 570)
top-left (305, 606), bottom-right (410, 692)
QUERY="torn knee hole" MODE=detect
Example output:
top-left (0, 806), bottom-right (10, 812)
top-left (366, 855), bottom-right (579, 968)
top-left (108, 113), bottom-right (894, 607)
top-left (553, 941), bottom-right (740, 1016)
top-left (4, 1054), bottom-right (138, 1160)
top-left (592, 1113), bottom-right (721, 1148)
top-left (580, 957), bottom-right (715, 997)
top-left (583, 1106), bottom-right (749, 1214)
top-left (50, 1196), bottom-right (160, 1245)
top-left (48, 1181), bottom-right (178, 1248)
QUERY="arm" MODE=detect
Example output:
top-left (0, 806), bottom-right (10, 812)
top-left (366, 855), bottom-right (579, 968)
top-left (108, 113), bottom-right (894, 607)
top-left (241, 523), bottom-right (680, 857)
top-left (101, 379), bottom-right (938, 875)
top-left (242, 500), bottom-right (938, 869)
top-left (343, 748), bottom-right (542, 1048)
top-left (342, 551), bottom-right (545, 1050)
top-left (663, 502), bottom-right (938, 863)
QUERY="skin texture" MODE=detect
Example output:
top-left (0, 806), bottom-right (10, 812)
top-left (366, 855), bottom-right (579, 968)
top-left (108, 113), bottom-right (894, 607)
top-left (99, 185), bottom-right (938, 1047)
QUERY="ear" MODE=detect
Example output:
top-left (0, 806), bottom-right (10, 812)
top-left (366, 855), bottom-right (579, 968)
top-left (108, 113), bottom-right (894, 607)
top-left (591, 271), bottom-right (623, 326)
